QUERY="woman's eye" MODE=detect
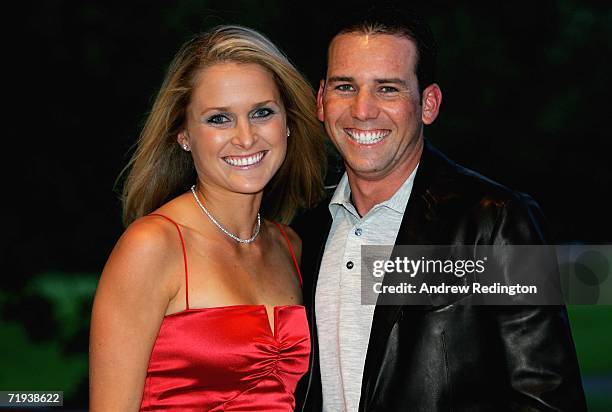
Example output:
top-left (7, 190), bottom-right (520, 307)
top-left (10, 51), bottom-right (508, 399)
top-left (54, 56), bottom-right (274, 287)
top-left (252, 108), bottom-right (274, 118)
top-left (207, 114), bottom-right (230, 124)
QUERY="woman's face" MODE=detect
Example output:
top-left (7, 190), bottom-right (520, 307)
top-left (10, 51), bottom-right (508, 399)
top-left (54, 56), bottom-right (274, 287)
top-left (181, 62), bottom-right (288, 196)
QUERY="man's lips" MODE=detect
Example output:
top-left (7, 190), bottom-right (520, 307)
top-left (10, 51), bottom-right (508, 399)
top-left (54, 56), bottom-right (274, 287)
top-left (344, 128), bottom-right (390, 145)
top-left (222, 150), bottom-right (268, 167)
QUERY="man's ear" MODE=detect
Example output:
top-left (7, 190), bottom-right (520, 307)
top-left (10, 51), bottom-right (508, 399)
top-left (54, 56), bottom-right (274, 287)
top-left (316, 79), bottom-right (326, 122)
top-left (421, 83), bottom-right (442, 125)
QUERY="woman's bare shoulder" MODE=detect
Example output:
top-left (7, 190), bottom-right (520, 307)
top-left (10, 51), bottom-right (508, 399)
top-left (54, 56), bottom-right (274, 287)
top-left (272, 221), bottom-right (302, 263)
top-left (102, 214), bottom-right (184, 296)
top-left (120, 215), bottom-right (180, 257)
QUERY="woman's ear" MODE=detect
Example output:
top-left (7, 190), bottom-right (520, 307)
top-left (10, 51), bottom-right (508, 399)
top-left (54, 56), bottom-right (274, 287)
top-left (177, 131), bottom-right (191, 151)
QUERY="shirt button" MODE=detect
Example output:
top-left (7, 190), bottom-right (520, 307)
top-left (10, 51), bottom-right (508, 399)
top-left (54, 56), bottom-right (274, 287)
top-left (346, 261), bottom-right (354, 269)
top-left (354, 228), bottom-right (362, 236)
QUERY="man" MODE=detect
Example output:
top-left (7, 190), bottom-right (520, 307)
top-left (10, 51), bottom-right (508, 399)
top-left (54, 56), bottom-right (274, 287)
top-left (293, 7), bottom-right (586, 412)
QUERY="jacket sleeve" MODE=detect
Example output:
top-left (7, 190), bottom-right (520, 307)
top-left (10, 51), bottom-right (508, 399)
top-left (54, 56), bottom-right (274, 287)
top-left (490, 192), bottom-right (587, 411)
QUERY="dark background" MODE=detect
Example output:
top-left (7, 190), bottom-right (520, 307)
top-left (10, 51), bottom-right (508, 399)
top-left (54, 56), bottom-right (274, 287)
top-left (2, 0), bottom-right (611, 410)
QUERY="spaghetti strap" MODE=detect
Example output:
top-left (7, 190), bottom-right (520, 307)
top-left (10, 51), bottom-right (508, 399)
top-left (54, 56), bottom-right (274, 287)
top-left (148, 213), bottom-right (190, 310)
top-left (272, 221), bottom-right (303, 287)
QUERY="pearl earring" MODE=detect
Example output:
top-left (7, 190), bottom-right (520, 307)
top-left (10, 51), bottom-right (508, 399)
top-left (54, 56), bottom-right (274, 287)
top-left (286, 128), bottom-right (291, 137)
top-left (182, 144), bottom-right (190, 151)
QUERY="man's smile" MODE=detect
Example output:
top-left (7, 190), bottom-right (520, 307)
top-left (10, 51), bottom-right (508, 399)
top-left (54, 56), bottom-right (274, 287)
top-left (344, 128), bottom-right (391, 145)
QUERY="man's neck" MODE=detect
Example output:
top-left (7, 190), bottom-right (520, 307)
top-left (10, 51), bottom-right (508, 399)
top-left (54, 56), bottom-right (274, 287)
top-left (346, 140), bottom-right (423, 217)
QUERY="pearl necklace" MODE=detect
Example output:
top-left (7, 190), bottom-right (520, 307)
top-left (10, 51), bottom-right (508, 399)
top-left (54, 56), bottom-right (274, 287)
top-left (190, 185), bottom-right (261, 244)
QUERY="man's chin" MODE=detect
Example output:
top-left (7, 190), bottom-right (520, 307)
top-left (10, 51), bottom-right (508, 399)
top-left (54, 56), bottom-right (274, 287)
top-left (345, 162), bottom-right (390, 180)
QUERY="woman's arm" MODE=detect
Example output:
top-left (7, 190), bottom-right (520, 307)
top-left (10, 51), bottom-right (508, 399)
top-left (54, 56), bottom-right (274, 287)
top-left (89, 217), bottom-right (181, 411)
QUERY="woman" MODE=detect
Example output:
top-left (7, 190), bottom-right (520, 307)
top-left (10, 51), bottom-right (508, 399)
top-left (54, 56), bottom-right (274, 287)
top-left (89, 25), bottom-right (326, 411)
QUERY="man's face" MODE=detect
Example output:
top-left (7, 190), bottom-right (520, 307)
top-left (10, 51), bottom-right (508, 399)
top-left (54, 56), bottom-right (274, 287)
top-left (318, 33), bottom-right (440, 181)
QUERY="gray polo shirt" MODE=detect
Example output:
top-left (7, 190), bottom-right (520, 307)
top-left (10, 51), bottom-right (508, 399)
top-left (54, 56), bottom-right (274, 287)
top-left (316, 167), bottom-right (417, 412)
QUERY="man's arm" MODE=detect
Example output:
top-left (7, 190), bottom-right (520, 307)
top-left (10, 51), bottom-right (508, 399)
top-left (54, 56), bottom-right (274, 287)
top-left (491, 193), bottom-right (586, 411)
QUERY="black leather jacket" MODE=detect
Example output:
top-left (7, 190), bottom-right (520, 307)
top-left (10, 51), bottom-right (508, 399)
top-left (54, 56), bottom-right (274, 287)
top-left (292, 141), bottom-right (586, 411)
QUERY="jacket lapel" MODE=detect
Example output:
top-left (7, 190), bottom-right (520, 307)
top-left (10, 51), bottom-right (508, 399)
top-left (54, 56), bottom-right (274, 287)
top-left (359, 141), bottom-right (443, 410)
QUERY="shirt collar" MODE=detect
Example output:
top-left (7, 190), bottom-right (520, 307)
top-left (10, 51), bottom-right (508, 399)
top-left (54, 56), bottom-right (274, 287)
top-left (329, 165), bottom-right (419, 217)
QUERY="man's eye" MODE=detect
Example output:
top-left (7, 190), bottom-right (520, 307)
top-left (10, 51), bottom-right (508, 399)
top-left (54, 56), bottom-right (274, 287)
top-left (252, 108), bottom-right (275, 118)
top-left (379, 86), bottom-right (399, 93)
top-left (207, 114), bottom-right (230, 124)
top-left (336, 84), bottom-right (355, 92)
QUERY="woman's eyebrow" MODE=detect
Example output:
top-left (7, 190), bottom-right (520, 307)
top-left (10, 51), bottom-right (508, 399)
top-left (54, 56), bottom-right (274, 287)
top-left (252, 100), bottom-right (277, 108)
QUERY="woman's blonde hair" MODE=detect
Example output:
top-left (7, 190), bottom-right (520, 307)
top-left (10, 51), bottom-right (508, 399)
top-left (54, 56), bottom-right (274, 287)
top-left (120, 25), bottom-right (326, 225)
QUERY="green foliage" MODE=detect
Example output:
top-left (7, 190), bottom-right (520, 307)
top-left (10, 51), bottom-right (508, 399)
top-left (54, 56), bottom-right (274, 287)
top-left (0, 272), bottom-right (98, 403)
top-left (568, 306), bottom-right (612, 375)
top-left (0, 321), bottom-right (87, 397)
top-left (568, 306), bottom-right (612, 411)
top-left (25, 273), bottom-right (98, 341)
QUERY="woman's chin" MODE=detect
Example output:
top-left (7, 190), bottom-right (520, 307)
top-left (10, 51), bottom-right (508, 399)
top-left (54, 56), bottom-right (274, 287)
top-left (226, 180), bottom-right (269, 196)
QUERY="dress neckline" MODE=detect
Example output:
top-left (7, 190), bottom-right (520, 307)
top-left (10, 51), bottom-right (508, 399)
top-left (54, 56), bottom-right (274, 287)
top-left (163, 304), bottom-right (305, 338)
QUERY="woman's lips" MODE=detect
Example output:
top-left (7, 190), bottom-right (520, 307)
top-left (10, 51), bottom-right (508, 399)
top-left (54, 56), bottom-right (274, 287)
top-left (222, 150), bottom-right (268, 167)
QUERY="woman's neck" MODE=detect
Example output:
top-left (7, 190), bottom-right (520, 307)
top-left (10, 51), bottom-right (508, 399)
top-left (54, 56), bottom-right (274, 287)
top-left (194, 182), bottom-right (262, 240)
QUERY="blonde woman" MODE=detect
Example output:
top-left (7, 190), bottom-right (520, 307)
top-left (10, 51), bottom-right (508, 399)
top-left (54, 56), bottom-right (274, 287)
top-left (89, 25), bottom-right (326, 411)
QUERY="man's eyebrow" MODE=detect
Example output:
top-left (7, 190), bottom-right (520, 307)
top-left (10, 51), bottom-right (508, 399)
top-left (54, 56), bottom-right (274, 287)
top-left (375, 78), bottom-right (408, 87)
top-left (326, 76), bottom-right (408, 88)
top-left (327, 76), bottom-right (353, 83)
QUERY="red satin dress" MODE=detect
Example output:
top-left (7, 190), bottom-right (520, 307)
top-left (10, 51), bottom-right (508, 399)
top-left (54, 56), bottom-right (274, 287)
top-left (139, 214), bottom-right (310, 411)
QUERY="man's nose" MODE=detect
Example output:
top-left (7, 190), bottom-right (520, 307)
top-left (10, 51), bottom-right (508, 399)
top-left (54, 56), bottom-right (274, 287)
top-left (232, 119), bottom-right (258, 149)
top-left (351, 89), bottom-right (379, 121)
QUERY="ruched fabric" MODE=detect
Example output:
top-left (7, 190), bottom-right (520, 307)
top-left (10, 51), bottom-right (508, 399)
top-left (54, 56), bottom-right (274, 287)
top-left (140, 305), bottom-right (310, 411)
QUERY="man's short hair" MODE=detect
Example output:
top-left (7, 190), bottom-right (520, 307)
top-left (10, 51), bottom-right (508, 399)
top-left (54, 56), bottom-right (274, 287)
top-left (327, 5), bottom-right (437, 95)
